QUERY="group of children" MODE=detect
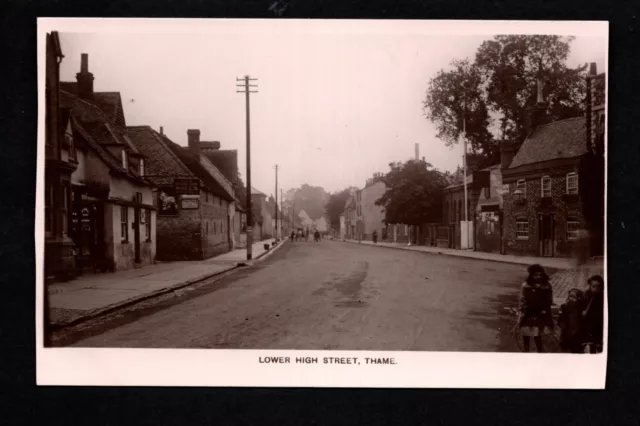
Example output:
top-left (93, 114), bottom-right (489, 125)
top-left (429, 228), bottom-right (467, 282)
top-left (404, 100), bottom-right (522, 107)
top-left (516, 264), bottom-right (605, 354)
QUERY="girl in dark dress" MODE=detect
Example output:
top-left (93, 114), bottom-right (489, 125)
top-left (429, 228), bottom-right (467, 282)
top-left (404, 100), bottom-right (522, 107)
top-left (582, 275), bottom-right (605, 354)
top-left (517, 264), bottom-right (554, 352)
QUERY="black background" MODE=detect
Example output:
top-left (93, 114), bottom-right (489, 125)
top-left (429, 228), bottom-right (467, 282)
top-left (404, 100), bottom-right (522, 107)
top-left (1, 0), bottom-right (639, 424)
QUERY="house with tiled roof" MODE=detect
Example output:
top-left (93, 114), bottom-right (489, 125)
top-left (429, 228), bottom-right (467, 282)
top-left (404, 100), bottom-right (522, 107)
top-left (127, 126), bottom-right (239, 260)
top-left (56, 52), bottom-right (157, 275)
top-left (501, 67), bottom-right (605, 258)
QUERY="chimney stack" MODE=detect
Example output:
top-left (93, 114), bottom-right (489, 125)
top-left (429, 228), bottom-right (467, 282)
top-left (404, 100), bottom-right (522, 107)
top-left (589, 62), bottom-right (597, 76)
top-left (187, 129), bottom-right (201, 155)
top-left (76, 53), bottom-right (94, 99)
top-left (415, 143), bottom-right (419, 160)
top-left (159, 126), bottom-right (164, 135)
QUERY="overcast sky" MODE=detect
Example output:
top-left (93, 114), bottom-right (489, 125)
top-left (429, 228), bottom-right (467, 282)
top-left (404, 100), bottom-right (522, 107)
top-left (56, 21), bottom-right (606, 195)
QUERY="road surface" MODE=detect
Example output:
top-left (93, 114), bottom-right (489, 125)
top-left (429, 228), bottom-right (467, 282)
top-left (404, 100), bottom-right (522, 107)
top-left (65, 240), bottom-right (529, 351)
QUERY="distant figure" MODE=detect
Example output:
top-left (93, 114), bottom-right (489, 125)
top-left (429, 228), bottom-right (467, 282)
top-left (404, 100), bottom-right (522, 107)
top-left (314, 230), bottom-right (320, 242)
top-left (516, 264), bottom-right (554, 352)
top-left (290, 231), bottom-right (295, 242)
top-left (372, 230), bottom-right (378, 244)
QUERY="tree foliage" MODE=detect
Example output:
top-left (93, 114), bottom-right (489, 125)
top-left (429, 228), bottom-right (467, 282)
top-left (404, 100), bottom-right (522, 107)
top-left (375, 159), bottom-right (449, 226)
top-left (281, 184), bottom-right (329, 221)
top-left (324, 187), bottom-right (358, 228)
top-left (424, 35), bottom-right (587, 167)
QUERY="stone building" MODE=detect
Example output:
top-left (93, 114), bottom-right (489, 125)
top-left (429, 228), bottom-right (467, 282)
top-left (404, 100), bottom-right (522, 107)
top-left (127, 127), bottom-right (235, 260)
top-left (58, 53), bottom-right (157, 274)
top-left (251, 187), bottom-right (273, 240)
top-left (360, 173), bottom-right (386, 241)
top-left (501, 76), bottom-right (595, 257)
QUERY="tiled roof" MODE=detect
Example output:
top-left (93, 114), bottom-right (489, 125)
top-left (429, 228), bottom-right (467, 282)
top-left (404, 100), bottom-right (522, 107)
top-left (60, 90), bottom-right (141, 155)
top-left (509, 117), bottom-right (587, 168)
top-left (127, 126), bottom-right (233, 201)
top-left (60, 82), bottom-right (128, 133)
top-left (201, 149), bottom-right (239, 184)
top-left (71, 117), bottom-right (148, 185)
top-left (251, 187), bottom-right (267, 196)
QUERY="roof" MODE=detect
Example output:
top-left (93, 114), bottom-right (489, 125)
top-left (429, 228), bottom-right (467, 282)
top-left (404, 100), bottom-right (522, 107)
top-left (127, 126), bottom-right (233, 201)
top-left (509, 117), bottom-right (587, 169)
top-left (60, 89), bottom-right (141, 155)
top-left (70, 116), bottom-right (148, 185)
top-left (60, 83), bottom-right (127, 130)
top-left (251, 187), bottom-right (267, 196)
top-left (201, 149), bottom-right (239, 184)
top-left (444, 165), bottom-right (500, 190)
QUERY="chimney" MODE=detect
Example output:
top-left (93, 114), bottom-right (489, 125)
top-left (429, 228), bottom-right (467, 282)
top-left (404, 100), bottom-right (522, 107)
top-left (415, 143), bottom-right (419, 160)
top-left (187, 129), bottom-right (201, 155)
top-left (500, 141), bottom-right (517, 170)
top-left (465, 153), bottom-right (482, 173)
top-left (525, 78), bottom-right (548, 136)
top-left (76, 53), bottom-right (94, 99)
top-left (589, 62), bottom-right (597, 76)
top-left (159, 126), bottom-right (164, 135)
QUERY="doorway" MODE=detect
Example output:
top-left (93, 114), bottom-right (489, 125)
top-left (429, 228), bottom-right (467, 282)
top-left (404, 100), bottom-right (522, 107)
top-left (538, 214), bottom-right (555, 257)
top-left (134, 206), bottom-right (141, 264)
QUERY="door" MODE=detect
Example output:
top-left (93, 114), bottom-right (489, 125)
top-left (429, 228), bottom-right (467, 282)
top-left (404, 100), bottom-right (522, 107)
top-left (134, 207), bottom-right (141, 263)
top-left (539, 214), bottom-right (555, 257)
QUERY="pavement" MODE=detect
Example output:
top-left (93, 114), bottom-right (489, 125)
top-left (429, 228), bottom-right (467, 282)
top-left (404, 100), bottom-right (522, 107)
top-left (63, 239), bottom-right (540, 351)
top-left (48, 238), bottom-right (285, 327)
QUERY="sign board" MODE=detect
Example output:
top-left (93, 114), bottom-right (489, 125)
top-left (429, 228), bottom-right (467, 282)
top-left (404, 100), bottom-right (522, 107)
top-left (180, 198), bottom-right (200, 210)
top-left (174, 178), bottom-right (199, 195)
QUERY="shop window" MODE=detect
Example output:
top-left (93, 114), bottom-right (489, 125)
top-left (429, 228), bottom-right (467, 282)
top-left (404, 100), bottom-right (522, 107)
top-left (516, 179), bottom-right (526, 199)
top-left (567, 219), bottom-right (580, 240)
top-left (121, 206), bottom-right (129, 242)
top-left (566, 172), bottom-right (579, 195)
top-left (541, 176), bottom-right (551, 198)
top-left (516, 219), bottom-right (529, 240)
top-left (143, 210), bottom-right (151, 241)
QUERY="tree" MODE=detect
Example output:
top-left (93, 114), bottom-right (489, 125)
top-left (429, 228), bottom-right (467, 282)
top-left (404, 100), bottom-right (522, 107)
top-left (375, 159), bottom-right (449, 226)
top-left (324, 187), bottom-right (357, 229)
top-left (424, 35), bottom-right (588, 166)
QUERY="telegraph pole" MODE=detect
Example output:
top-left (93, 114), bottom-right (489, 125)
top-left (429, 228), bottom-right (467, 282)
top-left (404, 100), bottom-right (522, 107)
top-left (274, 165), bottom-right (279, 241)
top-left (237, 75), bottom-right (258, 260)
top-left (461, 101), bottom-right (470, 250)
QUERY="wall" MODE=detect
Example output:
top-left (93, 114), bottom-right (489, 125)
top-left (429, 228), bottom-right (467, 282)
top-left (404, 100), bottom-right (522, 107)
top-left (361, 181), bottom-right (386, 240)
top-left (155, 186), bottom-right (202, 261)
top-left (503, 167), bottom-right (583, 257)
top-left (200, 191), bottom-right (232, 258)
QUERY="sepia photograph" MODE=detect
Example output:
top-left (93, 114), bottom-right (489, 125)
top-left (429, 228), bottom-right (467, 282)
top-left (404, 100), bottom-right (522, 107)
top-left (37, 19), bottom-right (607, 388)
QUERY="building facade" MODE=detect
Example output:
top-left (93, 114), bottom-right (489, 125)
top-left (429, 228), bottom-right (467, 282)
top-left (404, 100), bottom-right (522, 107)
top-left (251, 187), bottom-right (273, 240)
top-left (128, 127), bottom-right (235, 261)
top-left (56, 52), bottom-right (158, 274)
top-left (360, 175), bottom-right (386, 241)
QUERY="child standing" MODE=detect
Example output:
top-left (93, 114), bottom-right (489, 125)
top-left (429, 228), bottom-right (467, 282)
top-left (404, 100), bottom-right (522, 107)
top-left (582, 275), bottom-right (605, 354)
top-left (516, 264), bottom-right (554, 352)
top-left (558, 288), bottom-right (585, 353)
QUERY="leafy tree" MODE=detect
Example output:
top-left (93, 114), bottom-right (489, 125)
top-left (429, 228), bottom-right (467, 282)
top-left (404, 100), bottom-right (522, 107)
top-left (375, 159), bottom-right (449, 226)
top-left (324, 187), bottom-right (357, 229)
top-left (424, 35), bottom-right (587, 167)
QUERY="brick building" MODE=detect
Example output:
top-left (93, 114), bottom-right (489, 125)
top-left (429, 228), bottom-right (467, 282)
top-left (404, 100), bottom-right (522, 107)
top-left (128, 127), bottom-right (235, 260)
top-left (501, 77), bottom-right (594, 257)
top-left (474, 165), bottom-right (505, 254)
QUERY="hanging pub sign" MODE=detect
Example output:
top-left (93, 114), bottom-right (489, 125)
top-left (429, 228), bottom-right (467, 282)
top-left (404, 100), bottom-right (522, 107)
top-left (158, 187), bottom-right (179, 216)
top-left (174, 178), bottom-right (200, 195)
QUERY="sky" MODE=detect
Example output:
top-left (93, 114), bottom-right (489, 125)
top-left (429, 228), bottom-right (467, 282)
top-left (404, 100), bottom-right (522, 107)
top-left (55, 20), bottom-right (607, 195)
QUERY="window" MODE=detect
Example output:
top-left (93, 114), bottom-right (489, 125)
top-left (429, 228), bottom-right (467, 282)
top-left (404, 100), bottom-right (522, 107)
top-left (45, 183), bottom-right (53, 235)
top-left (516, 219), bottom-right (529, 239)
top-left (65, 132), bottom-right (77, 162)
top-left (62, 183), bottom-right (69, 235)
top-left (121, 150), bottom-right (128, 169)
top-left (516, 179), bottom-right (526, 199)
top-left (205, 192), bottom-right (208, 203)
top-left (144, 210), bottom-right (151, 241)
top-left (214, 221), bottom-right (217, 234)
top-left (121, 206), bottom-right (129, 242)
top-left (139, 159), bottom-right (145, 177)
top-left (566, 172), bottom-right (579, 195)
top-left (541, 176), bottom-right (551, 198)
top-left (219, 197), bottom-right (222, 206)
top-left (567, 219), bottom-right (580, 240)
top-left (206, 221), bottom-right (209, 235)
